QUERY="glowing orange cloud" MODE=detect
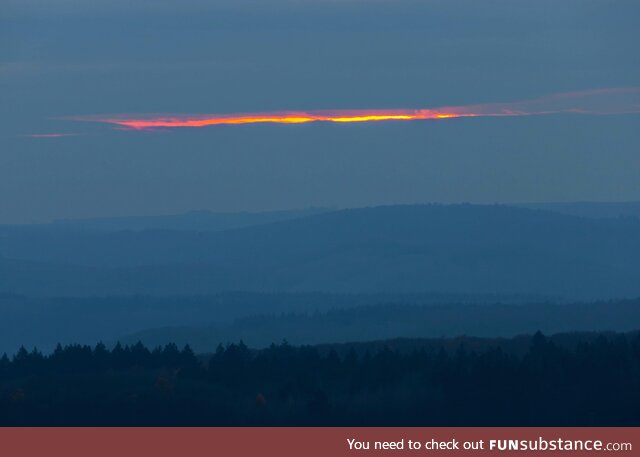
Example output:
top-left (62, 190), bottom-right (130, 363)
top-left (70, 87), bottom-right (640, 131)
top-left (91, 110), bottom-right (480, 130)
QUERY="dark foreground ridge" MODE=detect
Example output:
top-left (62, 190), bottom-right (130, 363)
top-left (1, 331), bottom-right (639, 426)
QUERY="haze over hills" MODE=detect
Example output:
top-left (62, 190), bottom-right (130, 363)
top-left (117, 299), bottom-right (640, 353)
top-left (1, 204), bottom-right (640, 299)
top-left (0, 292), bottom-right (556, 354)
top-left (3, 209), bottom-right (635, 420)
top-left (1, 291), bottom-right (639, 355)
top-left (5, 201), bottom-right (639, 233)
top-left (517, 201), bottom-right (640, 220)
top-left (47, 207), bottom-right (332, 232)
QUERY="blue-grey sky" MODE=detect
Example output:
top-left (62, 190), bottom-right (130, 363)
top-left (1, 0), bottom-right (639, 223)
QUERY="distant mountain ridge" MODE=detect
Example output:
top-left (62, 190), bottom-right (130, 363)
top-left (0, 292), bottom-right (554, 354)
top-left (517, 201), bottom-right (640, 219)
top-left (6, 201), bottom-right (639, 234)
top-left (117, 299), bottom-right (640, 353)
top-left (1, 204), bottom-right (639, 299)
top-left (47, 207), bottom-right (333, 232)
top-left (6, 201), bottom-right (638, 233)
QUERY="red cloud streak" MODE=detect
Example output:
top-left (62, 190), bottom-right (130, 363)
top-left (69, 87), bottom-right (640, 131)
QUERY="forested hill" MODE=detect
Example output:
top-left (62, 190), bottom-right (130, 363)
top-left (518, 201), bottom-right (640, 219)
top-left (117, 299), bottom-right (640, 352)
top-left (1, 331), bottom-right (639, 426)
top-left (1, 204), bottom-right (640, 298)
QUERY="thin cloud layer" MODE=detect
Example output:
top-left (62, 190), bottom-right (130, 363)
top-left (20, 133), bottom-right (82, 138)
top-left (69, 87), bottom-right (640, 131)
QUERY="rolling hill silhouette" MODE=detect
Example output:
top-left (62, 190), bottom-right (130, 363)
top-left (1, 204), bottom-right (639, 298)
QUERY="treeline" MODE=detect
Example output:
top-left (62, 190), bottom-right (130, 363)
top-left (122, 300), bottom-right (640, 351)
top-left (1, 332), bottom-right (639, 425)
top-left (0, 292), bottom-right (549, 354)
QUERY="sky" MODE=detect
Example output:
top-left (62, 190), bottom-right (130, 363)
top-left (1, 0), bottom-right (639, 223)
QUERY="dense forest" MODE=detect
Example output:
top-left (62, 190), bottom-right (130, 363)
top-left (1, 331), bottom-right (639, 426)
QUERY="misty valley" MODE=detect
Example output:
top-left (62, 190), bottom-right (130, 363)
top-left (1, 203), bottom-right (639, 425)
